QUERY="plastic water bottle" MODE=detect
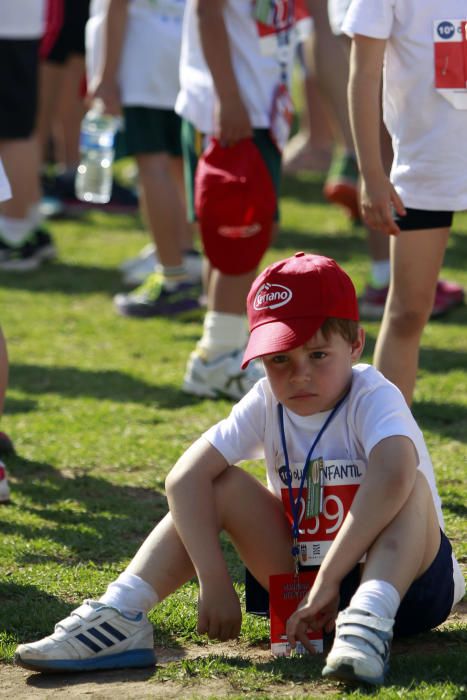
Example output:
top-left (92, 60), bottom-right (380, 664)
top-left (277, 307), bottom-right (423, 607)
top-left (75, 100), bottom-right (120, 203)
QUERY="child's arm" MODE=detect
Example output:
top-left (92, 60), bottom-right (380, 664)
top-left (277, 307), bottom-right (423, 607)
top-left (89, 0), bottom-right (128, 115)
top-left (348, 34), bottom-right (405, 236)
top-left (165, 437), bottom-right (242, 641)
top-left (286, 434), bottom-right (418, 650)
top-left (196, 0), bottom-right (252, 143)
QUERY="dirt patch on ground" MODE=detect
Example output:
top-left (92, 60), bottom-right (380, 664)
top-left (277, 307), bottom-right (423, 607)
top-left (1, 603), bottom-right (465, 699)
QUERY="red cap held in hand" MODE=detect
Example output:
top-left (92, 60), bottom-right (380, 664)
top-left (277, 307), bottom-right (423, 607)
top-left (195, 139), bottom-right (276, 275)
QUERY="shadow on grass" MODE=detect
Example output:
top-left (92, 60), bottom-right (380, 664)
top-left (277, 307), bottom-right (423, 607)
top-left (8, 363), bottom-right (200, 409)
top-left (3, 456), bottom-right (168, 565)
top-left (0, 262), bottom-right (121, 295)
top-left (4, 455), bottom-right (246, 584)
top-left (412, 399), bottom-right (467, 444)
top-left (1, 582), bottom-right (76, 639)
top-left (272, 227), bottom-right (367, 260)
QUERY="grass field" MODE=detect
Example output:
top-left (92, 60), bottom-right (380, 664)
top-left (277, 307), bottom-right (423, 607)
top-left (0, 168), bottom-right (465, 699)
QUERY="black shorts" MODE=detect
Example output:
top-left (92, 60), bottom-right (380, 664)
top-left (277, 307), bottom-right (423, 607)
top-left (40, 0), bottom-right (90, 64)
top-left (246, 530), bottom-right (455, 639)
top-left (394, 208), bottom-right (454, 231)
top-left (0, 39), bottom-right (40, 139)
top-left (121, 107), bottom-right (182, 157)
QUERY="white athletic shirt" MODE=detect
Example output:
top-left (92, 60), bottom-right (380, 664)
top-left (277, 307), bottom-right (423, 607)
top-left (328, 0), bottom-right (351, 35)
top-left (0, 159), bottom-right (11, 203)
top-left (175, 0), bottom-right (300, 133)
top-left (203, 364), bottom-right (465, 605)
top-left (343, 0), bottom-right (467, 211)
top-left (0, 0), bottom-right (45, 38)
top-left (86, 0), bottom-right (185, 108)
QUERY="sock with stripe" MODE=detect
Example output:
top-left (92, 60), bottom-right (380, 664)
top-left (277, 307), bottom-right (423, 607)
top-left (159, 264), bottom-right (189, 291)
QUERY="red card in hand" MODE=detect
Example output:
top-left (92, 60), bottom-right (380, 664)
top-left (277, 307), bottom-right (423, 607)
top-left (269, 571), bottom-right (323, 656)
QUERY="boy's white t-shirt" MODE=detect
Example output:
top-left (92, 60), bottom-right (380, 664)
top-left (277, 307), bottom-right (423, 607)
top-left (0, 1), bottom-right (45, 38)
top-left (203, 363), bottom-right (465, 605)
top-left (86, 0), bottom-right (185, 108)
top-left (342, 0), bottom-right (467, 211)
top-left (175, 0), bottom-right (299, 133)
top-left (0, 159), bottom-right (12, 202)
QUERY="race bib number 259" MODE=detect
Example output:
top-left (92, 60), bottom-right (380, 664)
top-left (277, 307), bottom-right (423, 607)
top-left (279, 459), bottom-right (366, 565)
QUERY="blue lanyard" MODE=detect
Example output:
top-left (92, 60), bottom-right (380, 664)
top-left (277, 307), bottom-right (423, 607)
top-left (277, 391), bottom-right (349, 569)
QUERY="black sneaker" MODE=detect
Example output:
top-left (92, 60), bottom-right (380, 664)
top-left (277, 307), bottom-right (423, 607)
top-left (0, 229), bottom-right (56, 271)
top-left (43, 171), bottom-right (139, 215)
top-left (114, 272), bottom-right (202, 318)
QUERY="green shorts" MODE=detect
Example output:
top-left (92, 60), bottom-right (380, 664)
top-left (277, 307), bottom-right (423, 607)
top-left (120, 107), bottom-right (182, 157)
top-left (181, 119), bottom-right (281, 222)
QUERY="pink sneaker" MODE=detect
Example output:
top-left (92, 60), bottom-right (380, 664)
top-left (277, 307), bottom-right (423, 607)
top-left (358, 285), bottom-right (389, 320)
top-left (432, 280), bottom-right (465, 317)
top-left (359, 280), bottom-right (464, 321)
top-left (0, 460), bottom-right (10, 503)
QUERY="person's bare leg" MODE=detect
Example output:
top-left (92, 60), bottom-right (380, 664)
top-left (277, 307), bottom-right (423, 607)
top-left (283, 32), bottom-right (333, 174)
top-left (125, 465), bottom-right (293, 599)
top-left (0, 328), bottom-right (8, 416)
top-left (361, 472), bottom-right (441, 598)
top-left (169, 156), bottom-right (198, 252)
top-left (306, 0), bottom-right (354, 151)
top-left (374, 228), bottom-right (450, 404)
top-left (0, 138), bottom-right (41, 219)
top-left (135, 153), bottom-right (186, 268)
top-left (208, 268), bottom-right (256, 314)
top-left (36, 62), bottom-right (65, 164)
top-left (54, 55), bottom-right (86, 170)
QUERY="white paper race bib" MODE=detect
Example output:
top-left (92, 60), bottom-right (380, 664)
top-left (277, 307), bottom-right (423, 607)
top-left (433, 19), bottom-right (467, 109)
top-left (278, 459), bottom-right (366, 565)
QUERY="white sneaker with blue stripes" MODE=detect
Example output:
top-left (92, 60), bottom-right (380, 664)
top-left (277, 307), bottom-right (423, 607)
top-left (322, 608), bottom-right (394, 686)
top-left (14, 600), bottom-right (156, 672)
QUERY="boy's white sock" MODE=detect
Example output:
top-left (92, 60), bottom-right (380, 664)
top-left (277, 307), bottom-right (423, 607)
top-left (370, 260), bottom-right (390, 289)
top-left (28, 202), bottom-right (43, 231)
top-left (197, 311), bottom-right (248, 361)
top-left (350, 579), bottom-right (400, 620)
top-left (0, 215), bottom-right (33, 246)
top-left (99, 571), bottom-right (159, 616)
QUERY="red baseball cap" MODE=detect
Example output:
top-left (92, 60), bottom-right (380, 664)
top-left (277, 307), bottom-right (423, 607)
top-left (242, 252), bottom-right (359, 368)
top-left (195, 138), bottom-right (276, 275)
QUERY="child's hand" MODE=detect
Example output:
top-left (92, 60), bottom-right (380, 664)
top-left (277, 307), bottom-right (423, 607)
top-left (286, 580), bottom-right (340, 653)
top-left (197, 577), bottom-right (242, 641)
top-left (360, 174), bottom-right (406, 236)
top-left (88, 79), bottom-right (122, 117)
top-left (215, 94), bottom-right (253, 146)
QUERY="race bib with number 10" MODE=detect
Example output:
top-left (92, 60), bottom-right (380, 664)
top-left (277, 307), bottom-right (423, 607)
top-left (434, 19), bottom-right (467, 109)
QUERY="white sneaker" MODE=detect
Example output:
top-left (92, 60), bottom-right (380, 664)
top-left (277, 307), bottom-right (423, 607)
top-left (121, 244), bottom-right (203, 287)
top-left (183, 349), bottom-right (264, 400)
top-left (322, 608), bottom-right (394, 686)
top-left (0, 460), bottom-right (10, 502)
top-left (15, 600), bottom-right (156, 672)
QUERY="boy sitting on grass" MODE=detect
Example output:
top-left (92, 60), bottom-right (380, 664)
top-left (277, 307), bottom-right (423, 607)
top-left (15, 253), bottom-right (464, 686)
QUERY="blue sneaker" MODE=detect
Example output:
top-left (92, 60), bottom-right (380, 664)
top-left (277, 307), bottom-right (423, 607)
top-left (114, 272), bottom-right (201, 318)
top-left (322, 608), bottom-right (394, 686)
top-left (14, 600), bottom-right (156, 673)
